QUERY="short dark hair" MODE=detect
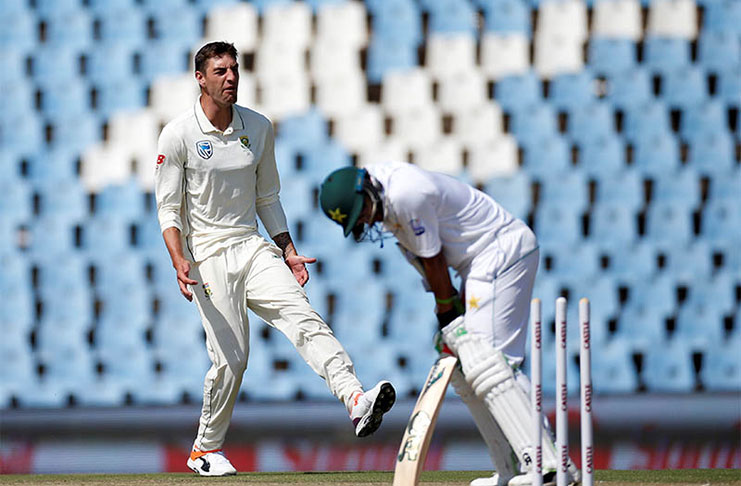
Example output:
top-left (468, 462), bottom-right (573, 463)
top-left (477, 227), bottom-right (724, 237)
top-left (194, 41), bottom-right (238, 73)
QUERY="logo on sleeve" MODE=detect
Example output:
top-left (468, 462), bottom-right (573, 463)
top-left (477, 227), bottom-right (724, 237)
top-left (156, 154), bottom-right (165, 166)
top-left (409, 218), bottom-right (425, 236)
top-left (196, 140), bottom-right (213, 159)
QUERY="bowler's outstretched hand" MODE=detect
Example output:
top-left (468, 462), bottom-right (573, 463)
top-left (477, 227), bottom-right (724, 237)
top-left (285, 254), bottom-right (316, 287)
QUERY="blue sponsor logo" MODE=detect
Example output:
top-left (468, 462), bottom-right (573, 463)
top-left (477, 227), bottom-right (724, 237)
top-left (196, 140), bottom-right (213, 159)
top-left (410, 218), bottom-right (425, 236)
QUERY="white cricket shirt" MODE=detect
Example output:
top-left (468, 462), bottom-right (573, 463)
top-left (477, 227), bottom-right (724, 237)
top-left (155, 98), bottom-right (288, 262)
top-left (367, 162), bottom-right (537, 280)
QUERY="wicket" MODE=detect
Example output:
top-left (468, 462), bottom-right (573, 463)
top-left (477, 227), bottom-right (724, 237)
top-left (530, 297), bottom-right (594, 486)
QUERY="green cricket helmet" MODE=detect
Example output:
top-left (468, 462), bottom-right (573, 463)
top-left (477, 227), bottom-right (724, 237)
top-left (319, 167), bottom-right (367, 237)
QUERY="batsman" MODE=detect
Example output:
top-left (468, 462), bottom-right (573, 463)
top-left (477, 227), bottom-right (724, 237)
top-left (320, 163), bottom-right (580, 486)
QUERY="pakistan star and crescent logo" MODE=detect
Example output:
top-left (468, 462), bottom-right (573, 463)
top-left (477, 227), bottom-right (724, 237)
top-left (329, 207), bottom-right (347, 223)
top-left (468, 295), bottom-right (480, 309)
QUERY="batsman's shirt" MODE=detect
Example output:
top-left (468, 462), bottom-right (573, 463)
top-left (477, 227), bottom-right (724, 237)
top-left (367, 162), bottom-right (537, 280)
top-left (155, 98), bottom-right (288, 262)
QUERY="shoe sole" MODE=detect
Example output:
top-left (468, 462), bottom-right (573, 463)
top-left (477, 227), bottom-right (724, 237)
top-left (186, 458), bottom-right (237, 477)
top-left (357, 382), bottom-right (396, 438)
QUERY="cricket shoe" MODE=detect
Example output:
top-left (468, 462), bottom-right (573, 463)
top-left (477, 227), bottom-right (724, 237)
top-left (187, 448), bottom-right (237, 476)
top-left (469, 472), bottom-right (510, 486)
top-left (350, 381), bottom-right (396, 437)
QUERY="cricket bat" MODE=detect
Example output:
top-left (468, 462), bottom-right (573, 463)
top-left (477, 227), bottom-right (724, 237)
top-left (393, 355), bottom-right (458, 486)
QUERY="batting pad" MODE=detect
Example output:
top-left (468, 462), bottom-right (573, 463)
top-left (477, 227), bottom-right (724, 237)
top-left (442, 320), bottom-right (559, 473)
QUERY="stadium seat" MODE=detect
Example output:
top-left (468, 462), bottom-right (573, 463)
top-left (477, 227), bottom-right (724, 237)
top-left (95, 78), bottom-right (148, 118)
top-left (333, 105), bottom-right (385, 154)
top-left (661, 66), bottom-right (708, 109)
top-left (687, 131), bottom-right (736, 176)
top-left (31, 46), bottom-right (83, 83)
top-left (589, 202), bottom-right (638, 246)
top-left (651, 168), bottom-right (700, 206)
top-left (642, 340), bottom-right (696, 393)
top-left (541, 241), bottom-right (600, 284)
top-left (701, 198), bottom-right (741, 245)
top-left (632, 131), bottom-right (682, 177)
top-left (568, 101), bottom-right (615, 146)
top-left (366, 35), bottom-right (418, 84)
top-left (537, 0), bottom-right (588, 42)
top-left (605, 68), bottom-right (652, 110)
top-left (484, 171), bottom-right (533, 221)
top-left (314, 71), bottom-right (366, 118)
top-left (521, 134), bottom-right (572, 176)
top-left (616, 300), bottom-right (669, 350)
top-left (452, 102), bottom-right (505, 146)
top-left (674, 296), bottom-right (726, 347)
top-left (646, 0), bottom-right (698, 39)
top-left (45, 9), bottom-right (93, 50)
top-left (717, 65), bottom-right (741, 106)
top-left (413, 136), bottom-right (464, 176)
top-left (587, 38), bottom-right (637, 76)
top-left (480, 33), bottom-right (531, 80)
top-left (381, 69), bottom-right (432, 116)
top-left (509, 104), bottom-right (558, 146)
top-left (426, 0), bottom-right (478, 35)
top-left (643, 37), bottom-right (691, 75)
top-left (34, 178), bottom-right (89, 221)
top-left (138, 41), bottom-right (191, 83)
top-left (680, 100), bottom-right (728, 139)
top-left (315, 1), bottom-right (368, 49)
top-left (302, 142), bottom-right (353, 183)
top-left (579, 134), bottom-right (626, 177)
top-left (591, 0), bottom-right (642, 40)
top-left (203, 3), bottom-right (258, 53)
top-left (601, 240), bottom-right (656, 283)
top-left (37, 79), bottom-right (91, 122)
top-left (644, 200), bottom-right (695, 245)
top-left (700, 336), bottom-right (741, 392)
top-left (622, 101), bottom-right (672, 142)
top-left (708, 169), bottom-right (741, 202)
top-left (261, 2), bottom-right (312, 50)
top-left (0, 9), bottom-right (37, 52)
top-left (479, 0), bottom-right (531, 35)
top-left (702, 0), bottom-right (741, 35)
top-left (390, 104), bottom-right (442, 151)
top-left (426, 33), bottom-right (478, 79)
top-left (97, 7), bottom-right (147, 45)
top-left (548, 71), bottom-right (597, 111)
top-left (568, 275), bottom-right (620, 339)
top-left (467, 135), bottom-right (520, 182)
top-left (657, 241), bottom-right (713, 283)
top-left (591, 338), bottom-right (639, 394)
top-left (533, 34), bottom-right (585, 79)
top-left (0, 177), bottom-right (32, 225)
top-left (534, 203), bottom-right (584, 247)
top-left (539, 171), bottom-right (589, 212)
top-left (310, 38), bottom-right (363, 84)
top-left (698, 32), bottom-right (740, 73)
top-left (494, 71), bottom-right (542, 111)
top-left (369, 0), bottom-right (423, 45)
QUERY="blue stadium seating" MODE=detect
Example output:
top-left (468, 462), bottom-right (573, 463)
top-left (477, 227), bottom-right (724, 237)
top-left (579, 134), bottom-right (626, 177)
top-left (0, 9), bottom-right (37, 51)
top-left (96, 7), bottom-right (147, 44)
top-left (700, 336), bottom-right (741, 392)
top-left (593, 169), bottom-right (643, 210)
top-left (701, 199), bottom-right (741, 245)
top-left (591, 338), bottom-right (639, 394)
top-left (521, 134), bottom-right (572, 176)
top-left (479, 0), bottom-right (532, 35)
top-left (717, 65), bottom-right (741, 106)
top-left (484, 171), bottom-right (532, 220)
top-left (643, 200), bottom-right (695, 245)
top-left (661, 66), bottom-right (708, 109)
top-left (632, 131), bottom-right (682, 177)
top-left (643, 37), bottom-right (691, 75)
top-left (568, 101), bottom-right (614, 146)
top-left (680, 99), bottom-right (728, 138)
top-left (642, 340), bottom-right (696, 393)
top-left (539, 171), bottom-right (589, 212)
top-left (509, 104), bottom-right (558, 146)
top-left (702, 0), bottom-right (741, 35)
top-left (548, 71), bottom-right (596, 111)
top-left (698, 31), bottom-right (740, 73)
top-left (366, 36), bottom-right (419, 84)
top-left (369, 0), bottom-right (423, 45)
top-left (589, 202), bottom-right (638, 246)
top-left (622, 101), bottom-right (672, 142)
top-left (687, 131), bottom-right (736, 176)
top-left (651, 168), bottom-right (700, 206)
top-left (605, 68), bottom-right (652, 110)
top-left (85, 45), bottom-right (138, 85)
top-left (494, 71), bottom-right (542, 111)
top-left (425, 0), bottom-right (478, 35)
top-left (587, 38), bottom-right (637, 76)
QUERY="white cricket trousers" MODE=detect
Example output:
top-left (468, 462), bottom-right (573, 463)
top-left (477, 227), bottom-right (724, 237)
top-left (462, 248), bottom-right (540, 367)
top-left (189, 234), bottom-right (363, 451)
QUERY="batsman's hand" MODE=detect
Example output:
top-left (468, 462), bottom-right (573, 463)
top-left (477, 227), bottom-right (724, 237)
top-left (285, 254), bottom-right (316, 287)
top-left (174, 258), bottom-right (198, 301)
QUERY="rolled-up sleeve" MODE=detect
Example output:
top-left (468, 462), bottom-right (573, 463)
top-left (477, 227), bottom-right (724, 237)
top-left (154, 124), bottom-right (185, 233)
top-left (255, 120), bottom-right (289, 237)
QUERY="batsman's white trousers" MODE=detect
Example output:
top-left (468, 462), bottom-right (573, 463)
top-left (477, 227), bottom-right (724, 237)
top-left (189, 234), bottom-right (363, 451)
top-left (462, 248), bottom-right (539, 367)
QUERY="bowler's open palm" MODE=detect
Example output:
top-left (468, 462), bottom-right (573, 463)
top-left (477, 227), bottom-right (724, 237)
top-left (285, 254), bottom-right (316, 287)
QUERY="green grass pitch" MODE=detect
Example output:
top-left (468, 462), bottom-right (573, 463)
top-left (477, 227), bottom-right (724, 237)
top-left (1, 470), bottom-right (739, 485)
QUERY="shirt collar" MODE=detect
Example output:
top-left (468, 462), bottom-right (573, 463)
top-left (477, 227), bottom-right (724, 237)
top-left (194, 96), bottom-right (244, 135)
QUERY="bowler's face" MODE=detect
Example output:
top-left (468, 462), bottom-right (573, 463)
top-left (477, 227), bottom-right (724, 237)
top-left (198, 54), bottom-right (239, 107)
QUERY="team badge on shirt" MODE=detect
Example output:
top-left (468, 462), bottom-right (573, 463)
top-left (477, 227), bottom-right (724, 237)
top-left (202, 283), bottom-right (213, 300)
top-left (409, 218), bottom-right (425, 236)
top-left (196, 140), bottom-right (213, 159)
top-left (239, 136), bottom-right (251, 149)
